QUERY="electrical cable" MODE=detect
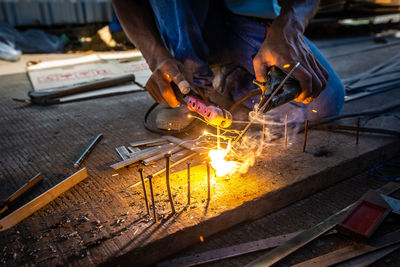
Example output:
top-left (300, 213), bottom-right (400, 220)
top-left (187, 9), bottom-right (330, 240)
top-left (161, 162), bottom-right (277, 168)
top-left (370, 162), bottom-right (400, 181)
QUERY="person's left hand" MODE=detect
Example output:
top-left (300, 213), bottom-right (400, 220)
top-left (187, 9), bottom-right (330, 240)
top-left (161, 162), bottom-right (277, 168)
top-left (253, 22), bottom-right (329, 104)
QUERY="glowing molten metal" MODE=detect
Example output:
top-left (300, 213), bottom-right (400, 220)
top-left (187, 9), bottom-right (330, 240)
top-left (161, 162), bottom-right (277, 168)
top-left (208, 148), bottom-right (237, 177)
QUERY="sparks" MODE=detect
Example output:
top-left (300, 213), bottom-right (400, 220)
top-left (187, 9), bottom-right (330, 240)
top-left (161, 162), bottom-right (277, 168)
top-left (208, 143), bottom-right (238, 177)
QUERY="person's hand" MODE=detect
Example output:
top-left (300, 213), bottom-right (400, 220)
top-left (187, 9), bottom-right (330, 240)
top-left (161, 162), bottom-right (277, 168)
top-left (253, 22), bottom-right (329, 104)
top-left (146, 57), bottom-right (193, 107)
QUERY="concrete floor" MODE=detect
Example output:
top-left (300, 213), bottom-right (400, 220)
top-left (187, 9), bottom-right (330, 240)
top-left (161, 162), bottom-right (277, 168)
top-left (0, 33), bottom-right (400, 266)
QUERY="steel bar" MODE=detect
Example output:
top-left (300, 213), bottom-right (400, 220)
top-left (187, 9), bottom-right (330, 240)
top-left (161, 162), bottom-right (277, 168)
top-left (110, 143), bottom-right (175, 170)
top-left (0, 168), bottom-right (88, 231)
top-left (302, 120), bottom-right (308, 153)
top-left (356, 117), bottom-right (360, 145)
top-left (142, 146), bottom-right (182, 166)
top-left (158, 231), bottom-right (302, 267)
top-left (127, 146), bottom-right (141, 153)
top-left (293, 230), bottom-right (400, 267)
top-left (171, 149), bottom-right (192, 162)
top-left (74, 133), bottom-right (103, 169)
top-left (115, 146), bottom-right (130, 160)
top-left (147, 175), bottom-right (157, 223)
top-left (138, 168), bottom-right (150, 215)
top-left (245, 182), bottom-right (400, 267)
top-left (165, 153), bottom-right (176, 214)
top-left (130, 138), bottom-right (167, 148)
top-left (284, 113), bottom-right (288, 149)
top-left (207, 162), bottom-right (211, 200)
top-left (187, 162), bottom-right (191, 205)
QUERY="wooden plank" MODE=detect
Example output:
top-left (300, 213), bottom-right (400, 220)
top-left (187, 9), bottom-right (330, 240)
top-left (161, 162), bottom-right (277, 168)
top-left (336, 243), bottom-right (400, 267)
top-left (0, 168), bottom-right (88, 231)
top-left (293, 230), bottom-right (400, 267)
top-left (130, 138), bottom-right (167, 147)
top-left (158, 231), bottom-right (302, 267)
top-left (246, 182), bottom-right (400, 267)
top-left (110, 143), bottom-right (175, 170)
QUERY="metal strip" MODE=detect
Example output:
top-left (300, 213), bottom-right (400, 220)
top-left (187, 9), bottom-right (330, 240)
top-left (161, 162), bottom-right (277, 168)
top-left (110, 143), bottom-right (175, 170)
top-left (0, 168), bottom-right (88, 231)
top-left (142, 146), bottom-right (183, 165)
top-left (246, 182), bottom-right (400, 267)
top-left (130, 138), bottom-right (167, 148)
top-left (115, 146), bottom-right (130, 161)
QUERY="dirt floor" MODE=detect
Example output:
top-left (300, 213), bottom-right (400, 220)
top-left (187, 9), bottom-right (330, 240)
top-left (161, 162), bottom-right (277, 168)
top-left (0, 26), bottom-right (400, 266)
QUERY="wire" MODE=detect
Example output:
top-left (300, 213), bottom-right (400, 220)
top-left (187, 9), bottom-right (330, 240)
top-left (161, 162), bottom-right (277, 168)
top-left (370, 162), bottom-right (400, 181)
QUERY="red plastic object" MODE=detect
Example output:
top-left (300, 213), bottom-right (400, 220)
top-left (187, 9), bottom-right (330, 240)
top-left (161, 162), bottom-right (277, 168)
top-left (336, 190), bottom-right (391, 241)
top-left (187, 96), bottom-right (232, 128)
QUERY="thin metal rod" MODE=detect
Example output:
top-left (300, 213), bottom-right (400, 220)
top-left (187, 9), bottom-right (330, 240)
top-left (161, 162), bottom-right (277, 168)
top-left (187, 162), bottom-right (191, 205)
top-left (165, 153), bottom-right (175, 214)
top-left (284, 113), bottom-right (288, 149)
top-left (356, 117), bottom-right (360, 145)
top-left (138, 168), bottom-right (150, 215)
top-left (207, 162), bottom-right (211, 200)
top-left (232, 63), bottom-right (300, 148)
top-left (74, 133), bottom-right (103, 168)
top-left (147, 175), bottom-right (157, 223)
top-left (303, 120), bottom-right (308, 153)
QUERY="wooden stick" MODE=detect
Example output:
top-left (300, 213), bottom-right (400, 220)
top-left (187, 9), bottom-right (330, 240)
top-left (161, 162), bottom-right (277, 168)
top-left (0, 168), bottom-right (88, 231)
top-left (2, 172), bottom-right (42, 206)
top-left (302, 120), bottom-right (308, 153)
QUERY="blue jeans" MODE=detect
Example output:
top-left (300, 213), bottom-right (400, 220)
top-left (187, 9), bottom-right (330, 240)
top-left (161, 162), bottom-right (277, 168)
top-left (149, 0), bottom-right (344, 121)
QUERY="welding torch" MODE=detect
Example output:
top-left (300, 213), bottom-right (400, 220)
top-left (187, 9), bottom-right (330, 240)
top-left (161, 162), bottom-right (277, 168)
top-left (171, 83), bottom-right (233, 128)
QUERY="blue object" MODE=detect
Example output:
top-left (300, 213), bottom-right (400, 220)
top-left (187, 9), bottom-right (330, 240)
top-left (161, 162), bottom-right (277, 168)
top-left (224, 0), bottom-right (281, 19)
top-left (370, 162), bottom-right (400, 182)
top-left (149, 0), bottom-right (345, 121)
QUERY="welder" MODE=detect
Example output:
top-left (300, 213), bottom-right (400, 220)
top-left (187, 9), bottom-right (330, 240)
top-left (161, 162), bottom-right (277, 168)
top-left (113, 0), bottom-right (345, 131)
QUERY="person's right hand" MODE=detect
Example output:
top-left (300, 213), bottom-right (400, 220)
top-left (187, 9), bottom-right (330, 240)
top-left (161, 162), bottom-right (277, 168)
top-left (146, 57), bottom-right (193, 108)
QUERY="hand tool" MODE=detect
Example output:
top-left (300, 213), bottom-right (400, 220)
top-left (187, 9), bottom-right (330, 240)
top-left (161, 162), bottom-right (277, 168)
top-left (232, 63), bottom-right (300, 148)
top-left (0, 168), bottom-right (88, 231)
top-left (27, 74), bottom-right (139, 105)
top-left (254, 63), bottom-right (301, 114)
top-left (0, 173), bottom-right (43, 215)
top-left (171, 83), bottom-right (232, 128)
top-left (74, 133), bottom-right (103, 169)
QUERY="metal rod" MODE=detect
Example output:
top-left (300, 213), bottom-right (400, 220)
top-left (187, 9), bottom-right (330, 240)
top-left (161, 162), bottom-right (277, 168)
top-left (165, 153), bottom-right (175, 214)
top-left (74, 133), bottom-right (103, 169)
top-left (303, 120), bottom-right (308, 153)
top-left (284, 113), bottom-right (288, 149)
top-left (147, 175), bottom-right (157, 223)
top-left (356, 117), bottom-right (360, 145)
top-left (207, 162), bottom-right (211, 200)
top-left (187, 162), bottom-right (191, 205)
top-left (138, 168), bottom-right (150, 215)
top-left (232, 62), bottom-right (300, 148)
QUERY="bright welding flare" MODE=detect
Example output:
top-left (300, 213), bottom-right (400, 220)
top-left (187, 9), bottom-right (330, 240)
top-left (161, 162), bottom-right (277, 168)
top-left (208, 142), bottom-right (238, 177)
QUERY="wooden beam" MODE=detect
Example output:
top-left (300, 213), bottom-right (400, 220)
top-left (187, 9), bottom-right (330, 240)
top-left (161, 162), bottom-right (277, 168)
top-left (0, 168), bottom-right (88, 231)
